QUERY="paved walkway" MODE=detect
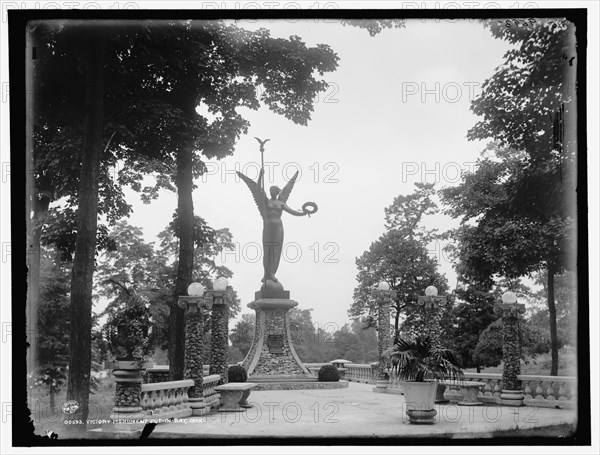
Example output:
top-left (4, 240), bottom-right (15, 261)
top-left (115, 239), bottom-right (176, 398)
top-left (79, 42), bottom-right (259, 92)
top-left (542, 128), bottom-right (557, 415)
top-left (148, 382), bottom-right (576, 439)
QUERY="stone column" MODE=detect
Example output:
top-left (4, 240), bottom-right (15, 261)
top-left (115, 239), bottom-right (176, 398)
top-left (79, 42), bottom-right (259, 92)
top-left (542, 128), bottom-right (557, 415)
top-left (377, 297), bottom-right (392, 380)
top-left (178, 296), bottom-right (212, 416)
top-left (371, 286), bottom-right (396, 382)
top-left (416, 289), bottom-right (450, 403)
top-left (494, 299), bottom-right (526, 406)
top-left (208, 288), bottom-right (231, 385)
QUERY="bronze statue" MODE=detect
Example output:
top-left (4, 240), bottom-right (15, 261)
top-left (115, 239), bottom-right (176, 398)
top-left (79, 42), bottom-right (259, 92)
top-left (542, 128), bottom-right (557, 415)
top-left (237, 168), bottom-right (318, 292)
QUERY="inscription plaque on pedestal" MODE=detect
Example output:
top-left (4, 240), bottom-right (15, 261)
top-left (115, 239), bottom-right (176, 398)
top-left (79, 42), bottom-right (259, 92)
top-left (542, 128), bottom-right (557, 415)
top-left (267, 334), bottom-right (284, 354)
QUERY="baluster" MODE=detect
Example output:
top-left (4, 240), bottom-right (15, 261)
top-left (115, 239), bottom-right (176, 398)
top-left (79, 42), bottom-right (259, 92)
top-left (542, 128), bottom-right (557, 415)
top-left (174, 388), bottom-right (182, 409)
top-left (523, 380), bottom-right (533, 399)
top-left (171, 388), bottom-right (179, 408)
top-left (156, 389), bottom-right (165, 413)
top-left (558, 382), bottom-right (568, 401)
top-left (535, 382), bottom-right (544, 400)
top-left (140, 390), bottom-right (148, 415)
top-left (175, 387), bottom-right (183, 409)
top-left (165, 388), bottom-right (173, 410)
top-left (546, 382), bottom-right (556, 401)
top-left (164, 388), bottom-right (173, 409)
top-left (183, 386), bottom-right (190, 406)
top-left (483, 380), bottom-right (493, 398)
top-left (147, 390), bottom-right (155, 415)
top-left (493, 379), bottom-right (502, 400)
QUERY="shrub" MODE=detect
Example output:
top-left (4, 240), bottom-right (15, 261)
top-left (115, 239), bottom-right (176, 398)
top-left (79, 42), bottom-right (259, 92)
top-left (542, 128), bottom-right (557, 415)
top-left (318, 364), bottom-right (340, 382)
top-left (228, 365), bottom-right (248, 383)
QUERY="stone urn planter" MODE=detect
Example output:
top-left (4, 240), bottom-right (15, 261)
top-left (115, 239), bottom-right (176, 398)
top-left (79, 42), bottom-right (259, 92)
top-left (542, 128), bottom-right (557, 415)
top-left (401, 381), bottom-right (438, 424)
top-left (383, 335), bottom-right (463, 425)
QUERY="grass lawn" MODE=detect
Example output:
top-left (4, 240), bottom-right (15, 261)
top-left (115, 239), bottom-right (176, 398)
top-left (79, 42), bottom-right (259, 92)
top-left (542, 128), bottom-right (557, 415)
top-left (28, 374), bottom-right (116, 437)
top-left (465, 347), bottom-right (578, 376)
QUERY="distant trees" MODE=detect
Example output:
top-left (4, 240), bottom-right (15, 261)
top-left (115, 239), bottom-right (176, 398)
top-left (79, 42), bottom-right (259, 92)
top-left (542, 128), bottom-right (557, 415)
top-left (229, 313), bottom-right (256, 364)
top-left (446, 285), bottom-right (499, 372)
top-left (229, 310), bottom-right (378, 365)
top-left (35, 247), bottom-right (71, 412)
top-left (473, 319), bottom-right (551, 369)
top-left (350, 183), bottom-right (450, 337)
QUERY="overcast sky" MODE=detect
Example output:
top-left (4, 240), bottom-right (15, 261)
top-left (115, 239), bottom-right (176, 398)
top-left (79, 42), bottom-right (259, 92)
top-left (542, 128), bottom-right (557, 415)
top-left (118, 18), bottom-right (514, 328)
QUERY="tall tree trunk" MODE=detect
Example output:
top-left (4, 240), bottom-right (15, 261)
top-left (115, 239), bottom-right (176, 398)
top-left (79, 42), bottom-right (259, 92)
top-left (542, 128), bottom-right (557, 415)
top-left (547, 266), bottom-right (559, 376)
top-left (169, 146), bottom-right (195, 380)
top-left (66, 39), bottom-right (104, 424)
top-left (26, 195), bottom-right (50, 373)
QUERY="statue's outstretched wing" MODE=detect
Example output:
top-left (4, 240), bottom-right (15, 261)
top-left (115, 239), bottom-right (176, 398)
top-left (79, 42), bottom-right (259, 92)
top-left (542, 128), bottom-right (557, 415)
top-left (237, 170), bottom-right (266, 218)
top-left (278, 170), bottom-right (299, 203)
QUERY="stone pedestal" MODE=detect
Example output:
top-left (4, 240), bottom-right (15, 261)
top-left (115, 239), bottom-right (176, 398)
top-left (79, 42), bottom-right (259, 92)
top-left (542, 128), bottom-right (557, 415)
top-left (109, 367), bottom-right (146, 431)
top-left (242, 298), bottom-right (314, 383)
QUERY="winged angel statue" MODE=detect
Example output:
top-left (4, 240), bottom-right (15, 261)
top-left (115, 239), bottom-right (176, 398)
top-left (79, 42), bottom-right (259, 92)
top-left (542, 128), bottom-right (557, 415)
top-left (237, 169), bottom-right (318, 289)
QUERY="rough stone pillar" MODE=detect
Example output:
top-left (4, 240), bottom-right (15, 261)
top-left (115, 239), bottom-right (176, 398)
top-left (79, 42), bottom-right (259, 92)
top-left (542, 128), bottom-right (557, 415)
top-left (178, 296), bottom-right (212, 415)
top-left (209, 290), bottom-right (230, 385)
top-left (422, 308), bottom-right (442, 346)
top-left (376, 297), bottom-right (392, 380)
top-left (494, 301), bottom-right (526, 406)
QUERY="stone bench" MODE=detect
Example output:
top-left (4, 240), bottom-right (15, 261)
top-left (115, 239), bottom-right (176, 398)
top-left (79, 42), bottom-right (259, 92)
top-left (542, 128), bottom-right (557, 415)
top-left (214, 382), bottom-right (257, 412)
top-left (441, 380), bottom-right (484, 406)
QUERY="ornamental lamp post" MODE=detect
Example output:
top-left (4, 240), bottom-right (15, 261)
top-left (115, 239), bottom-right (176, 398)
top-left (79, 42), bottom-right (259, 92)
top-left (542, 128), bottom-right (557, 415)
top-left (416, 285), bottom-right (450, 345)
top-left (372, 281), bottom-right (396, 384)
top-left (494, 291), bottom-right (526, 407)
top-left (178, 282), bottom-right (216, 415)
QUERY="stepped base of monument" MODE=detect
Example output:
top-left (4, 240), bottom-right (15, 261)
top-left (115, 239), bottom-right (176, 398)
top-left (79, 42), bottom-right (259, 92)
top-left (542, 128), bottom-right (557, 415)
top-left (251, 379), bottom-right (349, 391)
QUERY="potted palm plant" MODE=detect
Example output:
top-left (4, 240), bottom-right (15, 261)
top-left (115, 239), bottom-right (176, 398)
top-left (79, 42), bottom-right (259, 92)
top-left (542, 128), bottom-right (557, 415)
top-left (383, 335), bottom-right (463, 424)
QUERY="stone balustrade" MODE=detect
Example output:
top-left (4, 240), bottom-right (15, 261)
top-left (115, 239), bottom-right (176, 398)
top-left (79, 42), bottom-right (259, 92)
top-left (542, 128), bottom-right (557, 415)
top-left (345, 363), bottom-right (375, 383)
top-left (140, 379), bottom-right (194, 420)
top-left (304, 362), bottom-right (376, 383)
top-left (456, 372), bottom-right (576, 409)
top-left (520, 374), bottom-right (577, 409)
top-left (374, 369), bottom-right (577, 409)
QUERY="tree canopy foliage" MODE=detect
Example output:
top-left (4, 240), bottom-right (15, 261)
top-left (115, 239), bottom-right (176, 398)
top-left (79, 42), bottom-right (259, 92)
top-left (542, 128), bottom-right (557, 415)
top-left (440, 19), bottom-right (577, 375)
